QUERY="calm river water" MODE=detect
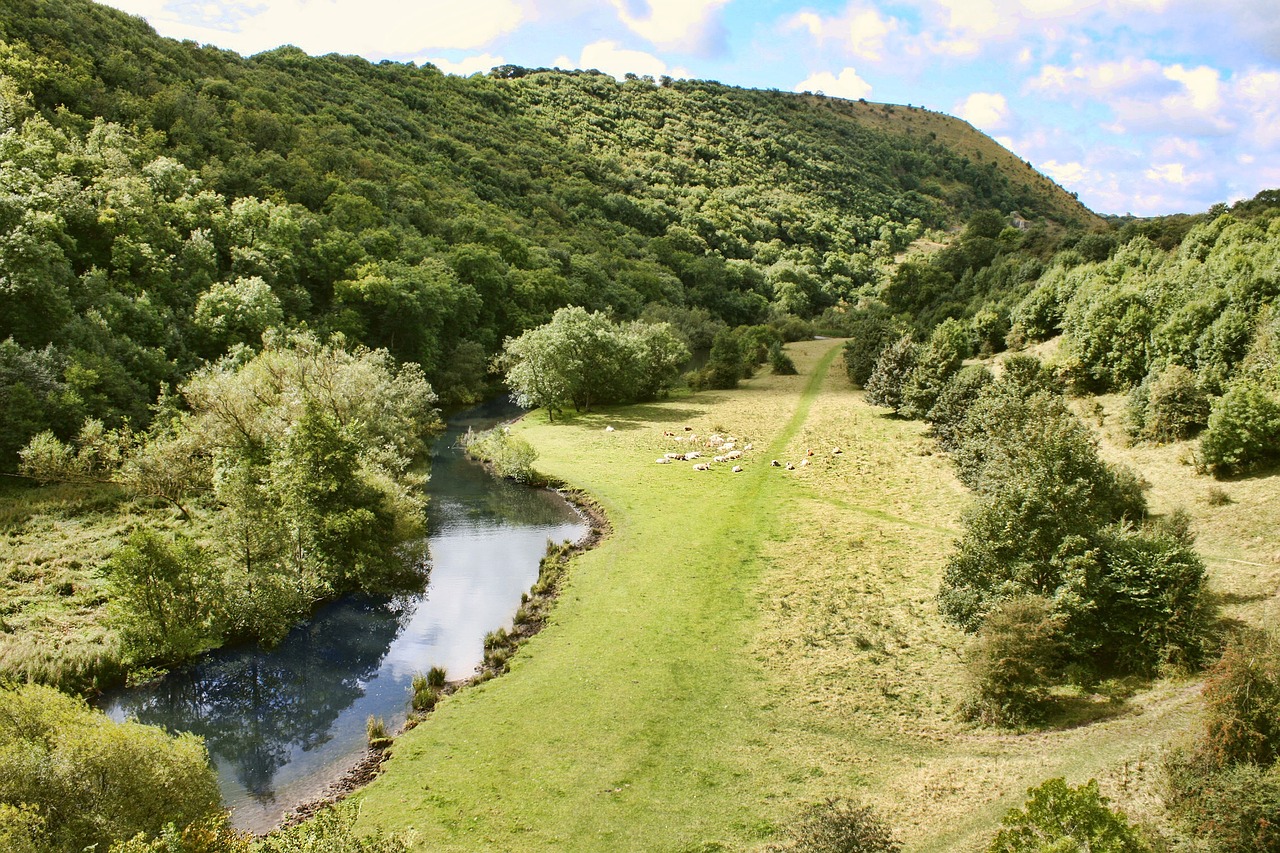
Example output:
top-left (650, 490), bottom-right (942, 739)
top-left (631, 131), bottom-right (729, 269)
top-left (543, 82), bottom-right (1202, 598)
top-left (101, 399), bottom-right (586, 833)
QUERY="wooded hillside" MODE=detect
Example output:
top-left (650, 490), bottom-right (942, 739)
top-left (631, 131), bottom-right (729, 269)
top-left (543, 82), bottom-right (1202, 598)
top-left (0, 0), bottom-right (1096, 469)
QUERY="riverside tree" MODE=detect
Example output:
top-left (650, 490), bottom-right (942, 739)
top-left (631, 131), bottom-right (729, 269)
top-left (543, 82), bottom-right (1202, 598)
top-left (499, 307), bottom-right (688, 418)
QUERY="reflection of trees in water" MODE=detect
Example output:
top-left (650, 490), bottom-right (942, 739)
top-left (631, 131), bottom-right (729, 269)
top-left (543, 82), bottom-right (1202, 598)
top-left (429, 431), bottom-right (580, 531)
top-left (111, 597), bottom-right (412, 801)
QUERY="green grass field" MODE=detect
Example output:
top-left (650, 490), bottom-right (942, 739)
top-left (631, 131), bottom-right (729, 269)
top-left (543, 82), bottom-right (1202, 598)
top-left (356, 338), bottom-right (1276, 851)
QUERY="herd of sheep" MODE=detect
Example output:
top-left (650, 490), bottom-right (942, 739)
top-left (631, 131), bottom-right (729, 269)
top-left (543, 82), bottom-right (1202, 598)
top-left (617, 426), bottom-right (843, 473)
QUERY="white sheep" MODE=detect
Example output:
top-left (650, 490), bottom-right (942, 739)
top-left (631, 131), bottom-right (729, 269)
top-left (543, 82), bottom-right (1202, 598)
top-left (655, 457), bottom-right (671, 464)
top-left (693, 462), bottom-right (711, 471)
top-left (725, 450), bottom-right (743, 460)
top-left (732, 465), bottom-right (743, 473)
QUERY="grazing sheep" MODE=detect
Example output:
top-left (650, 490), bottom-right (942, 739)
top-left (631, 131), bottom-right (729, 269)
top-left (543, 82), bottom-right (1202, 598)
top-left (832, 447), bottom-right (842, 455)
top-left (665, 453), bottom-right (686, 461)
top-left (684, 426), bottom-right (693, 431)
top-left (721, 442), bottom-right (736, 451)
top-left (605, 426), bottom-right (615, 432)
top-left (771, 460), bottom-right (781, 467)
top-left (806, 449), bottom-right (814, 457)
top-left (785, 462), bottom-right (795, 470)
top-left (744, 443), bottom-right (753, 451)
top-left (713, 455), bottom-right (726, 463)
top-left (800, 458), bottom-right (810, 467)
top-left (725, 450), bottom-right (742, 460)
top-left (732, 465), bottom-right (743, 473)
top-left (655, 457), bottom-right (671, 464)
top-left (693, 462), bottom-right (711, 471)
top-left (664, 430), bottom-right (675, 437)
top-left (686, 451), bottom-right (701, 459)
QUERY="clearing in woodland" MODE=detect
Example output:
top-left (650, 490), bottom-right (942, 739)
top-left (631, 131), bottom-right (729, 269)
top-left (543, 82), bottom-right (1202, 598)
top-left (356, 338), bottom-right (1264, 851)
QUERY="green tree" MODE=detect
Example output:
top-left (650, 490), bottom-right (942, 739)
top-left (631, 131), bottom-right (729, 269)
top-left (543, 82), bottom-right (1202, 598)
top-left (102, 529), bottom-right (221, 664)
top-left (1200, 380), bottom-right (1280, 475)
top-left (989, 778), bottom-right (1148, 853)
top-left (865, 335), bottom-right (917, 413)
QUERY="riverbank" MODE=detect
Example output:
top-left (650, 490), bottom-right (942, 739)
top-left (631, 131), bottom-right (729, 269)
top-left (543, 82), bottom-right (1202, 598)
top-left (277, 485), bottom-right (609, 831)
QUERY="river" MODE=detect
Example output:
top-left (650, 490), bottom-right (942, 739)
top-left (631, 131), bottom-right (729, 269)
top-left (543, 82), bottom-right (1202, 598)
top-left (101, 398), bottom-right (586, 833)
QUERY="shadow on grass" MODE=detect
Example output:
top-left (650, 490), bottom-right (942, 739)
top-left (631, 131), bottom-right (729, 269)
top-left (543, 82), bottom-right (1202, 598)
top-left (1038, 677), bottom-right (1146, 730)
top-left (551, 402), bottom-right (714, 431)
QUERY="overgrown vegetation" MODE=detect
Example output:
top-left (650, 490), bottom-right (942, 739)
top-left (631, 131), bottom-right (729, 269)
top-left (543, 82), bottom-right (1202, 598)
top-left (0, 682), bottom-right (221, 853)
top-left (1163, 630), bottom-right (1280, 852)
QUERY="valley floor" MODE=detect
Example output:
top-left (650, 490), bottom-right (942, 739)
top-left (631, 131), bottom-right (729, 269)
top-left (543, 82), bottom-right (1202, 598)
top-left (355, 338), bottom-right (1278, 851)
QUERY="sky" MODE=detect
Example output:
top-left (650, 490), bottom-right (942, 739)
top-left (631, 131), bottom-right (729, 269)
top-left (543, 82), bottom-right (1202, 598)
top-left (98, 0), bottom-right (1280, 217)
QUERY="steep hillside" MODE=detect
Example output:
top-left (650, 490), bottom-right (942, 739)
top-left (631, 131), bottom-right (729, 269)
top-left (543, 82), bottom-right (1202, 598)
top-left (0, 0), bottom-right (1096, 461)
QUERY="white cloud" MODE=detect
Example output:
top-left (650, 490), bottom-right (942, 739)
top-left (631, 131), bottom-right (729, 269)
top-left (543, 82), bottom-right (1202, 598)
top-left (956, 92), bottom-right (1011, 130)
top-left (425, 53), bottom-right (506, 76)
top-left (608, 0), bottom-right (730, 53)
top-left (783, 5), bottom-right (901, 62)
top-left (557, 40), bottom-right (686, 80)
top-left (1145, 162), bottom-right (1188, 184)
top-left (794, 67), bottom-right (873, 100)
top-left (101, 0), bottom-right (525, 56)
top-left (1041, 159), bottom-right (1087, 186)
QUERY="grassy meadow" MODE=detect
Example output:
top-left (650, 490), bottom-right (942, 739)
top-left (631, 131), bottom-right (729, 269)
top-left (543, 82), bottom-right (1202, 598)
top-left (0, 480), bottom-right (185, 689)
top-left (356, 337), bottom-right (1276, 851)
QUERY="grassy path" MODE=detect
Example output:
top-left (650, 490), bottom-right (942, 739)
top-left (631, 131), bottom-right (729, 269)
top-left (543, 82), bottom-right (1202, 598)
top-left (358, 340), bottom-right (1224, 850)
top-left (357, 340), bottom-right (848, 851)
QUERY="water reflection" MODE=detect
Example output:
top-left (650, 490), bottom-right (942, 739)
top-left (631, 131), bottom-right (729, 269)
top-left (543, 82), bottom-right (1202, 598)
top-left (101, 398), bottom-right (586, 832)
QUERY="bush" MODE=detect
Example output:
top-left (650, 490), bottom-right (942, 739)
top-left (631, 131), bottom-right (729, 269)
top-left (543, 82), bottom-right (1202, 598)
top-left (1199, 630), bottom-right (1280, 768)
top-left (1164, 760), bottom-right (1280, 853)
top-left (1129, 364), bottom-right (1209, 442)
top-left (842, 313), bottom-right (897, 388)
top-left (0, 683), bottom-right (221, 853)
top-left (462, 427), bottom-right (539, 483)
top-left (964, 597), bottom-right (1066, 726)
top-left (900, 318), bottom-right (970, 420)
top-left (864, 335), bottom-right (917, 413)
top-left (989, 778), bottom-right (1148, 852)
top-left (784, 797), bottom-right (901, 853)
top-left (1163, 630), bottom-right (1280, 851)
top-left (256, 803), bottom-right (412, 853)
top-left (769, 341), bottom-right (798, 375)
top-left (1200, 380), bottom-right (1280, 475)
top-left (427, 666), bottom-right (447, 689)
top-left (927, 365), bottom-right (993, 452)
top-left (693, 327), bottom-right (749, 390)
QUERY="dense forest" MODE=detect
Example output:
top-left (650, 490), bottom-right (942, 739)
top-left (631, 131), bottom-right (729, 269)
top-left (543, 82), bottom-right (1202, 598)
top-left (0, 0), bottom-right (1097, 472)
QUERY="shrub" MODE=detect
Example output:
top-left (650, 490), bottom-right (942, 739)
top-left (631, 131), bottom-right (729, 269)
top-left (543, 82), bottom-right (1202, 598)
top-left (768, 341), bottom-right (798, 375)
top-left (927, 365), bottom-right (994, 452)
top-left (900, 318), bottom-right (970, 420)
top-left (426, 666), bottom-right (447, 689)
top-left (988, 778), bottom-right (1148, 853)
top-left (1200, 631), bottom-right (1280, 768)
top-left (785, 797), bottom-right (901, 853)
top-left (1162, 632), bottom-right (1280, 851)
top-left (462, 427), bottom-right (539, 483)
top-left (1164, 761), bottom-right (1280, 853)
top-left (842, 313), bottom-right (897, 387)
top-left (0, 683), bottom-right (221, 853)
top-left (864, 335), bottom-right (917, 413)
top-left (1200, 380), bottom-right (1280, 475)
top-left (1129, 365), bottom-right (1209, 442)
top-left (964, 597), bottom-right (1066, 726)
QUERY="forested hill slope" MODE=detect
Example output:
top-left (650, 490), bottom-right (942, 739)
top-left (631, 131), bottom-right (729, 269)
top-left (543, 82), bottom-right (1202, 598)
top-left (0, 0), bottom-right (1096, 464)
